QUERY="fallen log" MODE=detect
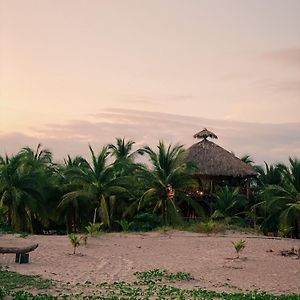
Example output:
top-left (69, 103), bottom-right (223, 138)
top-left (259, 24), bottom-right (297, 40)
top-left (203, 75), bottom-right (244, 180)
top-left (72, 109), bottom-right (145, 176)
top-left (0, 243), bottom-right (38, 254)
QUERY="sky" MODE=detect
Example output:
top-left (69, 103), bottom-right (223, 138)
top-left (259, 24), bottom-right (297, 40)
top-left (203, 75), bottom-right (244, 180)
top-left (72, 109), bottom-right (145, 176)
top-left (0, 0), bottom-right (300, 164)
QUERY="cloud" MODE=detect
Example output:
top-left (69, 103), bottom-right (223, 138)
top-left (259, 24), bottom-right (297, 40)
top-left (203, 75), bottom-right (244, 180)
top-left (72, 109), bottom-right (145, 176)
top-left (254, 79), bottom-right (300, 95)
top-left (0, 108), bottom-right (299, 165)
top-left (261, 48), bottom-right (300, 67)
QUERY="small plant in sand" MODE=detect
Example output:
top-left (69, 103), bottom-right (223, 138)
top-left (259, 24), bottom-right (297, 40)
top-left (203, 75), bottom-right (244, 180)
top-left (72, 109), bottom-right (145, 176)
top-left (85, 222), bottom-right (103, 236)
top-left (116, 219), bottom-right (133, 232)
top-left (203, 219), bottom-right (216, 233)
top-left (68, 233), bottom-right (80, 254)
top-left (232, 239), bottom-right (246, 258)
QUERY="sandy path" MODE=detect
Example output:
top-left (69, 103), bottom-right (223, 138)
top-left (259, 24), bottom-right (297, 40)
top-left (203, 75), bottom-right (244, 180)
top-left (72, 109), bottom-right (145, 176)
top-left (1, 231), bottom-right (299, 294)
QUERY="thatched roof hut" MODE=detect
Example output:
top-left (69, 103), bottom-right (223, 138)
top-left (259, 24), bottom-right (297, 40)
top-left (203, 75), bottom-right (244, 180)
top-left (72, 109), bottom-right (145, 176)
top-left (187, 129), bottom-right (256, 178)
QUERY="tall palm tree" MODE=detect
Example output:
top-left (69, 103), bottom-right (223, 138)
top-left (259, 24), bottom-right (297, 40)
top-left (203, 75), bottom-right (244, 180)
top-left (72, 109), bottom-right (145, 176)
top-left (58, 146), bottom-right (129, 230)
top-left (18, 144), bottom-right (57, 232)
top-left (138, 142), bottom-right (202, 226)
top-left (0, 154), bottom-right (46, 232)
top-left (56, 155), bottom-right (92, 233)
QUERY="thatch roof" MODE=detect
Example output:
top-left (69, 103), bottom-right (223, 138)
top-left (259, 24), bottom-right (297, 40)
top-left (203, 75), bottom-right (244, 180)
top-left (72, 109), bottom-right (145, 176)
top-left (193, 128), bottom-right (218, 140)
top-left (187, 139), bottom-right (256, 178)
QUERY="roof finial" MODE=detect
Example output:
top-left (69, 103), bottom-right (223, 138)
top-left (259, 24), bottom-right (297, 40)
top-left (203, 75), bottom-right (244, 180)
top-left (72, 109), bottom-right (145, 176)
top-left (193, 128), bottom-right (218, 140)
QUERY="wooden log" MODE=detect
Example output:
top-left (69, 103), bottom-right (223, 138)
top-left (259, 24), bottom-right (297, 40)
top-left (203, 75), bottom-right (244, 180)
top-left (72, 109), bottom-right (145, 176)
top-left (0, 243), bottom-right (38, 254)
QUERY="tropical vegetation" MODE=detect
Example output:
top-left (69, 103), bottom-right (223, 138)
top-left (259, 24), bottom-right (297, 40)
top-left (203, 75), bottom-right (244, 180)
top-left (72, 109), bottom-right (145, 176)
top-left (0, 139), bottom-right (300, 238)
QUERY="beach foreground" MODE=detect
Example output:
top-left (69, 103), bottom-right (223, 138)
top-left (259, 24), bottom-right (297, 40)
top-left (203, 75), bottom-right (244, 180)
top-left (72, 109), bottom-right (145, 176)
top-left (0, 231), bottom-right (299, 295)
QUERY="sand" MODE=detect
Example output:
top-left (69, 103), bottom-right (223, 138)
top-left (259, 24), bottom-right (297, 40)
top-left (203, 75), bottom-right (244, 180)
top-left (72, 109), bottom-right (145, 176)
top-left (0, 231), bottom-right (300, 295)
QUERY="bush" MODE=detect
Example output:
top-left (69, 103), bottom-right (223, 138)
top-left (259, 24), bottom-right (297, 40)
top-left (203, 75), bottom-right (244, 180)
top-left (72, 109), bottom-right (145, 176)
top-left (189, 220), bottom-right (226, 234)
top-left (116, 219), bottom-right (133, 232)
top-left (131, 213), bottom-right (162, 231)
top-left (85, 222), bottom-right (103, 236)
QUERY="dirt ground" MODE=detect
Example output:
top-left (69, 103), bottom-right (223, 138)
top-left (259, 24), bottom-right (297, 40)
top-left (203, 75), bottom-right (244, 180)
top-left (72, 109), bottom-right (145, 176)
top-left (1, 231), bottom-right (300, 295)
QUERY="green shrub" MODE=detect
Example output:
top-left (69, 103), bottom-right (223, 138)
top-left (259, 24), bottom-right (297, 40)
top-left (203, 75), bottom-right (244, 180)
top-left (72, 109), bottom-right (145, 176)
top-left (131, 213), bottom-right (161, 231)
top-left (116, 219), bottom-right (133, 232)
top-left (85, 222), bottom-right (103, 236)
top-left (232, 239), bottom-right (246, 258)
top-left (190, 220), bottom-right (226, 234)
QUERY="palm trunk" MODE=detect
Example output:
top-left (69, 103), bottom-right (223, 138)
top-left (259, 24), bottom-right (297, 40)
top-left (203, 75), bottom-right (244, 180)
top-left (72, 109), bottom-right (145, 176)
top-left (93, 207), bottom-right (97, 224)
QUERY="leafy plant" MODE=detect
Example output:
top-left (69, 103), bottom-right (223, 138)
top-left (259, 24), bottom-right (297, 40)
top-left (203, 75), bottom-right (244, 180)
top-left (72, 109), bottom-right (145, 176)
top-left (134, 269), bottom-right (193, 284)
top-left (68, 233), bottom-right (80, 254)
top-left (85, 222), bottom-right (103, 236)
top-left (232, 239), bottom-right (246, 258)
top-left (190, 219), bottom-right (226, 235)
top-left (212, 186), bottom-right (247, 225)
top-left (202, 219), bottom-right (216, 234)
top-left (116, 219), bottom-right (133, 232)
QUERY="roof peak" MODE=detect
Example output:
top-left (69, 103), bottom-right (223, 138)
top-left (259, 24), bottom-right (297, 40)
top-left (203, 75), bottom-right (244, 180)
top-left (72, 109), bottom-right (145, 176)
top-left (193, 128), bottom-right (218, 140)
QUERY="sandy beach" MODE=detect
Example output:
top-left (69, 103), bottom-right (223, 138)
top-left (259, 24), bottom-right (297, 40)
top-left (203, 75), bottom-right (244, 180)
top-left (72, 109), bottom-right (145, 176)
top-left (1, 231), bottom-right (300, 295)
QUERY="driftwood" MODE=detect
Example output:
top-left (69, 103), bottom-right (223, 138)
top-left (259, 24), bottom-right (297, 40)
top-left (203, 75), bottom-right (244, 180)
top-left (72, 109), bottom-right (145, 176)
top-left (280, 247), bottom-right (300, 259)
top-left (0, 243), bottom-right (38, 254)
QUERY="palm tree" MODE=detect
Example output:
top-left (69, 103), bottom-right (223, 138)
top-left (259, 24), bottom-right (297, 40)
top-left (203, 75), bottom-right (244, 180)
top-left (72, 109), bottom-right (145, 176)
top-left (138, 142), bottom-right (202, 226)
top-left (256, 162), bottom-right (283, 187)
top-left (56, 155), bottom-right (92, 233)
top-left (108, 138), bottom-right (143, 179)
top-left (58, 146), bottom-right (129, 230)
top-left (19, 143), bottom-right (52, 165)
top-left (18, 144), bottom-right (56, 232)
top-left (240, 155), bottom-right (254, 165)
top-left (108, 138), bottom-right (137, 162)
top-left (263, 158), bottom-right (300, 237)
top-left (0, 154), bottom-right (46, 232)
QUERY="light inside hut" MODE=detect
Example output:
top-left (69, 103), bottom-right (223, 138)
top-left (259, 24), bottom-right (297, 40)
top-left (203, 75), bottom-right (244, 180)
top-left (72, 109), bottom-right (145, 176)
top-left (196, 190), bottom-right (204, 196)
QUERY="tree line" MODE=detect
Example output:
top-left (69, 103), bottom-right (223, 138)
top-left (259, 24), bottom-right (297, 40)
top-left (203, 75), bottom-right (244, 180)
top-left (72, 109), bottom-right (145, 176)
top-left (0, 139), bottom-right (299, 238)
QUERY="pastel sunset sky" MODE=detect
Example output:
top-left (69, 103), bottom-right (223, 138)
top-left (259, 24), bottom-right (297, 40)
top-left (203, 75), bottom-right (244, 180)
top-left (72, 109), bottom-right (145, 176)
top-left (1, 0), bottom-right (299, 164)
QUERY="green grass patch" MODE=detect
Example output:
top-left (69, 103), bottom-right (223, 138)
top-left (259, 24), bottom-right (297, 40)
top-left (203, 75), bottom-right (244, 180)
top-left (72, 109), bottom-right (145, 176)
top-left (0, 269), bottom-right (299, 299)
top-left (0, 269), bottom-right (53, 291)
top-left (134, 269), bottom-right (193, 284)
